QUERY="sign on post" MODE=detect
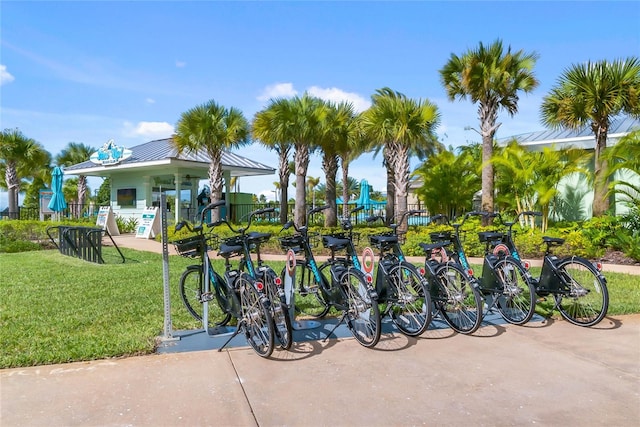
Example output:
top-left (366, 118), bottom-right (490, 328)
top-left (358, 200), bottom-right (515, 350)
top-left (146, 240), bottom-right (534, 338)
top-left (136, 207), bottom-right (160, 239)
top-left (96, 206), bottom-right (120, 236)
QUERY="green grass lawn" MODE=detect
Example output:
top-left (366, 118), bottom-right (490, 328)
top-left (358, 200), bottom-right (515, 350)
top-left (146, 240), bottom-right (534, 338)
top-left (1, 249), bottom-right (638, 368)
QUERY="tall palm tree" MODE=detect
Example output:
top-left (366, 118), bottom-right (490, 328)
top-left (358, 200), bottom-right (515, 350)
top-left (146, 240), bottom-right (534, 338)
top-left (0, 128), bottom-right (50, 219)
top-left (253, 101), bottom-right (294, 224)
top-left (540, 57), bottom-right (640, 217)
top-left (173, 100), bottom-right (250, 221)
top-left (440, 39), bottom-right (539, 222)
top-left (316, 100), bottom-right (360, 226)
top-left (56, 142), bottom-right (95, 218)
top-left (361, 88), bottom-right (440, 233)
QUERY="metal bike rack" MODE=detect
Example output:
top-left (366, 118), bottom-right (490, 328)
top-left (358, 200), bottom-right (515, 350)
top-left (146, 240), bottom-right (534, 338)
top-left (46, 225), bottom-right (124, 264)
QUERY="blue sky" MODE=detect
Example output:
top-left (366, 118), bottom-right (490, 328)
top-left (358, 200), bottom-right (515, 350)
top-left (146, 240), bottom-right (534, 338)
top-left (2, 1), bottom-right (639, 208)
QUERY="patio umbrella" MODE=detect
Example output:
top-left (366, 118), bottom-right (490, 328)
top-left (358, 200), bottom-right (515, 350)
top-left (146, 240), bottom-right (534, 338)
top-left (48, 166), bottom-right (67, 214)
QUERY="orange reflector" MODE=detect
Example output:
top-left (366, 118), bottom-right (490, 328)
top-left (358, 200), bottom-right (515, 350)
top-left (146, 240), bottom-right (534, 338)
top-left (256, 281), bottom-right (264, 292)
top-left (274, 277), bottom-right (282, 286)
top-left (595, 262), bottom-right (603, 271)
top-left (523, 261), bottom-right (531, 270)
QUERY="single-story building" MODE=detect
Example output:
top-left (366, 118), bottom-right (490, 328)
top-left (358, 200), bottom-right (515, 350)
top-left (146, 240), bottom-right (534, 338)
top-left (64, 138), bottom-right (275, 224)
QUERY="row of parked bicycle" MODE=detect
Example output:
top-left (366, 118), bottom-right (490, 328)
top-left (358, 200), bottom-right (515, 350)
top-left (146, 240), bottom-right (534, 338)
top-left (173, 202), bottom-right (609, 358)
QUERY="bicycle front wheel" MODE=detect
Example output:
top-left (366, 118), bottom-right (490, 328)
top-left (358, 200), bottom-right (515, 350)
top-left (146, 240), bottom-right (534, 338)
top-left (555, 259), bottom-right (609, 327)
top-left (342, 269), bottom-right (381, 348)
top-left (434, 263), bottom-right (483, 334)
top-left (179, 266), bottom-right (231, 328)
top-left (263, 268), bottom-right (293, 350)
top-left (237, 274), bottom-right (275, 358)
top-left (387, 263), bottom-right (432, 337)
top-left (493, 258), bottom-right (536, 325)
top-left (281, 260), bottom-right (330, 318)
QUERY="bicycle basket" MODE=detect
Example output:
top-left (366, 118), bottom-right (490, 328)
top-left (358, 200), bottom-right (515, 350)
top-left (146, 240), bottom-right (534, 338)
top-left (173, 235), bottom-right (204, 258)
top-left (279, 235), bottom-right (304, 252)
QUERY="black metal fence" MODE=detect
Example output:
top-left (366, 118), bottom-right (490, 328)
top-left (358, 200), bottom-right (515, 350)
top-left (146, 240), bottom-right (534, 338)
top-left (0, 203), bottom-right (95, 221)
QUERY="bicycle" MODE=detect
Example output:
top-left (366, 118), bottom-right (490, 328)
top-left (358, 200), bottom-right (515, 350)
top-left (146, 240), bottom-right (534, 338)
top-left (417, 214), bottom-right (483, 335)
top-left (215, 207), bottom-right (292, 350)
top-left (365, 210), bottom-right (432, 337)
top-left (174, 201), bottom-right (275, 358)
top-left (485, 211), bottom-right (609, 327)
top-left (280, 205), bottom-right (382, 348)
top-left (430, 212), bottom-right (536, 326)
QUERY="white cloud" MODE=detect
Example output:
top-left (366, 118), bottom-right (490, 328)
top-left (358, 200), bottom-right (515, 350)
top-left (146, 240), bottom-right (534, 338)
top-left (0, 64), bottom-right (15, 86)
top-left (307, 86), bottom-right (371, 112)
top-left (125, 121), bottom-right (174, 139)
top-left (257, 82), bottom-right (298, 101)
top-left (176, 61), bottom-right (186, 68)
top-left (146, 98), bottom-right (155, 104)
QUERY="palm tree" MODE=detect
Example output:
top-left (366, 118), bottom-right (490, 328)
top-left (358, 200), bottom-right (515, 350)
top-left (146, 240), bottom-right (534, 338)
top-left (492, 141), bottom-right (589, 231)
top-left (252, 101), bottom-right (294, 224)
top-left (414, 146), bottom-right (480, 220)
top-left (605, 129), bottom-right (640, 209)
top-left (56, 142), bottom-right (95, 218)
top-left (440, 39), bottom-right (539, 222)
top-left (540, 57), bottom-right (640, 217)
top-left (361, 88), bottom-right (441, 233)
top-left (0, 128), bottom-right (50, 218)
top-left (315, 100), bottom-right (360, 226)
top-left (173, 100), bottom-right (250, 221)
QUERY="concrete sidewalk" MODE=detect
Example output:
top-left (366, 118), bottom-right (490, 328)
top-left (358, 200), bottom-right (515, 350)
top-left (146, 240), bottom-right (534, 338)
top-left (2, 315), bottom-right (639, 426)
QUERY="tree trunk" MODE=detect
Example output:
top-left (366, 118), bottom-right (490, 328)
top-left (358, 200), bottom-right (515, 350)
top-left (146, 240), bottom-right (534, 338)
top-left (341, 157), bottom-right (350, 218)
top-left (5, 161), bottom-right (19, 219)
top-left (383, 147), bottom-right (395, 226)
top-left (323, 153), bottom-right (338, 227)
top-left (278, 149), bottom-right (290, 224)
top-left (479, 101), bottom-right (499, 225)
top-left (592, 124), bottom-right (609, 217)
top-left (394, 145), bottom-right (411, 235)
top-left (294, 144), bottom-right (309, 226)
top-left (209, 149), bottom-right (224, 222)
top-left (78, 175), bottom-right (87, 219)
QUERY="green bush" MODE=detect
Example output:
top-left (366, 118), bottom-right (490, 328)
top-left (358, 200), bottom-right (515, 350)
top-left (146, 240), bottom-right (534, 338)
top-left (0, 239), bottom-right (42, 253)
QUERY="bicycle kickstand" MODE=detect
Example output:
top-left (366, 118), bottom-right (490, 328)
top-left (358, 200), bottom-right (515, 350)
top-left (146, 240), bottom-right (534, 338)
top-left (323, 312), bottom-right (348, 343)
top-left (218, 322), bottom-right (244, 352)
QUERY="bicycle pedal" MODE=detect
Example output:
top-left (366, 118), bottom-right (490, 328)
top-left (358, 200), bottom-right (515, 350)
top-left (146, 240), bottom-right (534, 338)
top-left (536, 297), bottom-right (547, 303)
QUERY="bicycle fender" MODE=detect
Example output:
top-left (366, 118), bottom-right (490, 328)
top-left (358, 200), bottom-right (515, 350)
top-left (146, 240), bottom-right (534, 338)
top-left (559, 255), bottom-right (607, 283)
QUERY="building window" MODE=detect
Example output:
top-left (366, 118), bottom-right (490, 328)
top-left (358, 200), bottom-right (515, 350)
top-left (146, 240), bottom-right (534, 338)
top-left (117, 188), bottom-right (136, 207)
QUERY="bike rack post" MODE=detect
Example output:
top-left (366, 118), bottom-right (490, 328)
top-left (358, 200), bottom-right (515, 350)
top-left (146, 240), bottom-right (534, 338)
top-left (283, 249), bottom-right (320, 330)
top-left (159, 194), bottom-right (179, 343)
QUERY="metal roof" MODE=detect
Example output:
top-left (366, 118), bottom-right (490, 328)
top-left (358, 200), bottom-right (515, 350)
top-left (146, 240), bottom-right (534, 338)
top-left (498, 116), bottom-right (640, 150)
top-left (65, 138), bottom-right (275, 177)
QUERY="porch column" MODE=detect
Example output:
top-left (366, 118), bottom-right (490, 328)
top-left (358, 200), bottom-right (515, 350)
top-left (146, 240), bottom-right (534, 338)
top-left (143, 176), bottom-right (151, 207)
top-left (174, 173), bottom-right (181, 223)
top-left (224, 170), bottom-right (231, 221)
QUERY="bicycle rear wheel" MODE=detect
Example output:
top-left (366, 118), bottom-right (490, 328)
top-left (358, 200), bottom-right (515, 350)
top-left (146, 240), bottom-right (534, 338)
top-left (342, 269), bottom-right (381, 348)
top-left (179, 265), bottom-right (231, 327)
top-left (387, 263), bottom-right (431, 337)
top-left (555, 259), bottom-right (609, 327)
top-left (434, 263), bottom-right (483, 334)
top-left (493, 258), bottom-right (536, 325)
top-left (238, 274), bottom-right (275, 358)
top-left (262, 268), bottom-right (293, 350)
top-left (281, 260), bottom-right (330, 318)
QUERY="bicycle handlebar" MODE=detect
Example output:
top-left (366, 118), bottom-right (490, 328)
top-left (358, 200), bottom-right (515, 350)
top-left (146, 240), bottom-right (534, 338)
top-left (175, 200), bottom-right (226, 233)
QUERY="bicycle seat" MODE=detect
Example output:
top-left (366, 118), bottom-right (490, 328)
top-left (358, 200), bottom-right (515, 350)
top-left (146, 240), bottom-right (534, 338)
top-left (247, 232), bottom-right (271, 244)
top-left (369, 234), bottom-right (398, 246)
top-left (218, 236), bottom-right (244, 257)
top-left (430, 231), bottom-right (452, 242)
top-left (419, 241), bottom-right (450, 252)
top-left (542, 236), bottom-right (565, 246)
top-left (478, 231), bottom-right (504, 243)
top-left (322, 235), bottom-right (350, 251)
